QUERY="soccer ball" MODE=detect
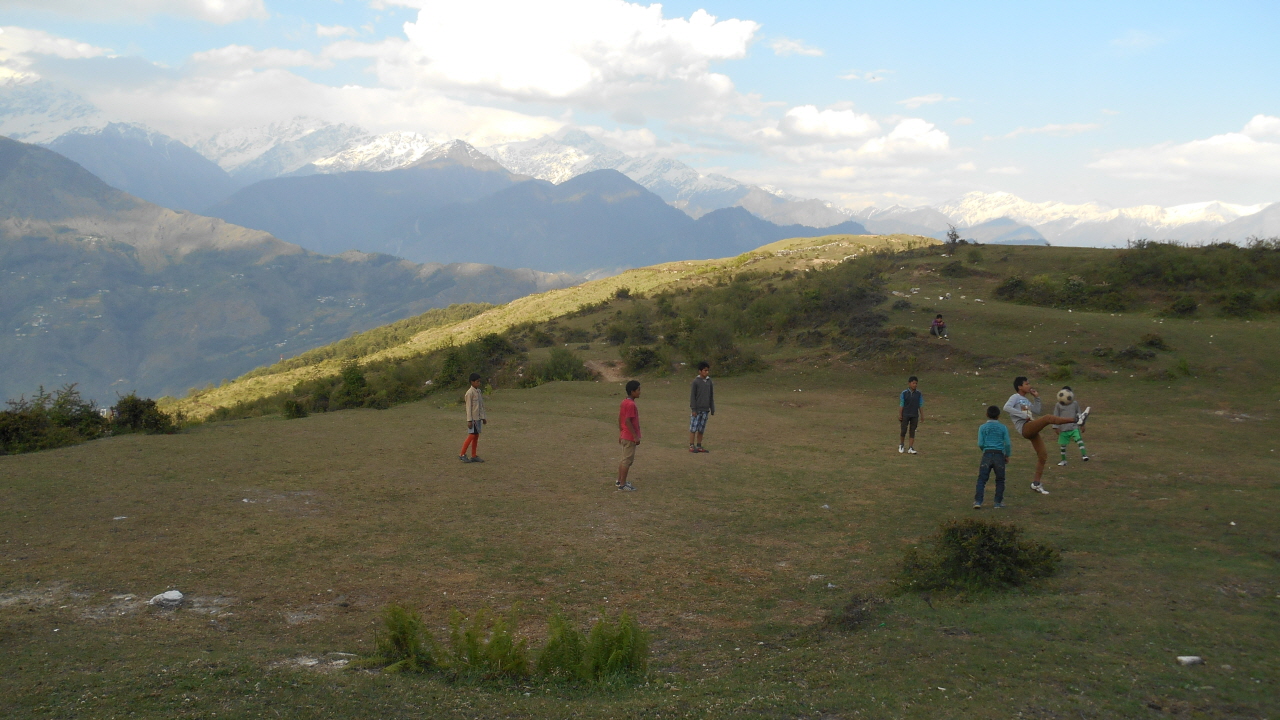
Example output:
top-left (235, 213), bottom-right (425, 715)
top-left (1056, 387), bottom-right (1075, 405)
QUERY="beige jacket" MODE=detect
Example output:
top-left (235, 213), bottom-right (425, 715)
top-left (465, 385), bottom-right (486, 422)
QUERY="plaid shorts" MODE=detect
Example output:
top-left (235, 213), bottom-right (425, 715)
top-left (689, 410), bottom-right (709, 434)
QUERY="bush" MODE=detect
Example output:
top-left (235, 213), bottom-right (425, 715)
top-left (891, 298), bottom-right (913, 310)
top-left (581, 612), bottom-right (648, 681)
top-left (535, 612), bottom-right (586, 679)
top-left (1115, 345), bottom-right (1156, 361)
top-left (282, 399), bottom-right (309, 419)
top-left (359, 604), bottom-right (437, 673)
top-left (1140, 333), bottom-right (1170, 350)
top-left (940, 260), bottom-right (971, 278)
top-left (1218, 290), bottom-right (1258, 318)
top-left (1165, 295), bottom-right (1198, 317)
top-left (967, 248), bottom-right (984, 264)
top-left (521, 348), bottom-right (595, 387)
top-left (898, 519), bottom-right (1061, 594)
top-left (113, 393), bottom-right (176, 434)
top-left (447, 608), bottom-right (529, 678)
top-left (622, 345), bottom-right (665, 373)
top-left (0, 385), bottom-right (109, 454)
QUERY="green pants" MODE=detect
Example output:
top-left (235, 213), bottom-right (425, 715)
top-left (1058, 428), bottom-right (1082, 446)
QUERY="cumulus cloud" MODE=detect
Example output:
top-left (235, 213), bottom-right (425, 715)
top-left (769, 37), bottom-right (822, 57)
top-left (775, 105), bottom-right (879, 141)
top-left (0, 0), bottom-right (267, 24)
top-left (1006, 122), bottom-right (1101, 138)
top-left (1090, 116), bottom-right (1280, 181)
top-left (0, 25), bottom-right (108, 80)
top-left (367, 0), bottom-right (759, 123)
top-left (858, 119), bottom-right (950, 159)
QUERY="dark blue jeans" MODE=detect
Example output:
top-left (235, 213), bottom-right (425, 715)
top-left (976, 450), bottom-right (1006, 504)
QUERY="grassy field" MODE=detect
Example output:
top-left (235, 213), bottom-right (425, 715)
top-left (3, 247), bottom-right (1278, 718)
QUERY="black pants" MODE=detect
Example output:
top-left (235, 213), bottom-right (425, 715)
top-left (899, 416), bottom-right (918, 439)
top-left (976, 450), bottom-right (1006, 504)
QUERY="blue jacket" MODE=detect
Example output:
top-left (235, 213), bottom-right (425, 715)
top-left (977, 420), bottom-right (1011, 457)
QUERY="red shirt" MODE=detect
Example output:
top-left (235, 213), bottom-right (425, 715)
top-left (618, 397), bottom-right (640, 441)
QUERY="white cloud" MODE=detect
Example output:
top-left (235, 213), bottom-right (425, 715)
top-left (0, 25), bottom-right (109, 81)
top-left (1090, 117), bottom-right (1280, 181)
top-left (770, 37), bottom-right (822, 57)
top-left (896, 93), bottom-right (955, 109)
top-left (1100, 108), bottom-right (1120, 116)
top-left (956, 162), bottom-right (976, 171)
top-left (987, 166), bottom-right (1022, 175)
top-left (858, 119), bottom-right (950, 159)
top-left (316, 24), bottom-right (356, 39)
top-left (953, 117), bottom-right (973, 125)
top-left (1242, 114), bottom-right (1280, 139)
top-left (1006, 122), bottom-right (1102, 138)
top-left (370, 0), bottom-right (759, 122)
top-left (190, 45), bottom-right (325, 71)
top-left (839, 69), bottom-right (888, 82)
top-left (0, 0), bottom-right (267, 24)
top-left (776, 104), bottom-right (879, 141)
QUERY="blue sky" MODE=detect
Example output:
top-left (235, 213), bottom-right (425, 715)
top-left (1, 0), bottom-right (1278, 209)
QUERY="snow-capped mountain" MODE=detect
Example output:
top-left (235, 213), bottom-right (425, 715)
top-left (484, 129), bottom-right (852, 227)
top-left (938, 191), bottom-right (1265, 230)
top-left (191, 117), bottom-right (369, 182)
top-left (0, 80), bottom-right (106, 143)
top-left (299, 131), bottom-right (443, 175)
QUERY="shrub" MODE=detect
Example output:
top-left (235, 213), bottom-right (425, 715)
top-left (282, 399), bottom-right (309, 419)
top-left (447, 608), bottom-right (529, 678)
top-left (613, 287), bottom-right (631, 300)
top-left (940, 260), bottom-right (971, 278)
top-left (581, 612), bottom-right (648, 681)
top-left (1165, 295), bottom-right (1198, 317)
top-left (113, 393), bottom-right (176, 434)
top-left (1045, 364), bottom-right (1072, 382)
top-left (622, 345), bottom-right (665, 373)
top-left (967, 248), bottom-right (984, 264)
top-left (359, 604), bottom-right (437, 673)
top-left (535, 612), bottom-right (586, 679)
top-left (1140, 333), bottom-right (1170, 350)
top-left (521, 348), bottom-right (595, 387)
top-left (1218, 290), bottom-right (1258, 318)
top-left (1115, 345), bottom-right (1156, 361)
top-left (891, 298), bottom-right (913, 310)
top-left (1090, 346), bottom-right (1114, 358)
top-left (528, 328), bottom-right (557, 347)
top-left (0, 385), bottom-right (108, 454)
top-left (561, 327), bottom-right (592, 344)
top-left (898, 519), bottom-right (1060, 594)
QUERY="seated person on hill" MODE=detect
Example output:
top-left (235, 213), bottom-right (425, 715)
top-left (929, 314), bottom-right (948, 338)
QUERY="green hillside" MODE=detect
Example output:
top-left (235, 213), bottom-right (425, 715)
top-left (170, 233), bottom-right (934, 417)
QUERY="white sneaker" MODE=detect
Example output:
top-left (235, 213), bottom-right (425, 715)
top-left (1076, 406), bottom-right (1091, 428)
top-left (907, 447), bottom-right (918, 455)
top-left (1082, 455), bottom-right (1090, 461)
top-left (898, 444), bottom-right (905, 453)
top-left (1032, 483), bottom-right (1050, 495)
top-left (1057, 460), bottom-right (1068, 466)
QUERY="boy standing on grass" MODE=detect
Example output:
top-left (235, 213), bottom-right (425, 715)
top-left (1053, 386), bottom-right (1090, 465)
top-left (898, 376), bottom-right (923, 454)
top-left (459, 373), bottom-right (486, 463)
top-left (975, 405), bottom-right (1012, 509)
top-left (617, 380), bottom-right (641, 491)
top-left (1003, 376), bottom-right (1089, 494)
top-left (688, 361), bottom-right (714, 453)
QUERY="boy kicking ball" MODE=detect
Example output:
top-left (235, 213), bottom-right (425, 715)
top-left (1003, 376), bottom-right (1090, 494)
top-left (1053, 385), bottom-right (1090, 465)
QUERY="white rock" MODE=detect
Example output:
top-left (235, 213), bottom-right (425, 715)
top-left (1177, 655), bottom-right (1204, 666)
top-left (149, 590), bottom-right (184, 607)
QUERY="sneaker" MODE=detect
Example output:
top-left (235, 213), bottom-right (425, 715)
top-left (1031, 483), bottom-right (1050, 495)
top-left (696, 447), bottom-right (708, 453)
top-left (1076, 406), bottom-right (1091, 428)
top-left (898, 444), bottom-right (905, 454)
top-left (973, 502), bottom-right (983, 509)
top-left (1057, 460), bottom-right (1068, 466)
top-left (994, 503), bottom-right (1005, 509)
top-left (1082, 455), bottom-right (1090, 462)
top-left (689, 446), bottom-right (698, 453)
top-left (907, 447), bottom-right (918, 455)
top-left (469, 456), bottom-right (484, 463)
top-left (459, 455), bottom-right (471, 463)
top-left (621, 482), bottom-right (636, 492)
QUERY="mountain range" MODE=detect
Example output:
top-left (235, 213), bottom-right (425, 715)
top-left (4, 79), bottom-right (1274, 249)
top-left (0, 135), bottom-right (576, 402)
